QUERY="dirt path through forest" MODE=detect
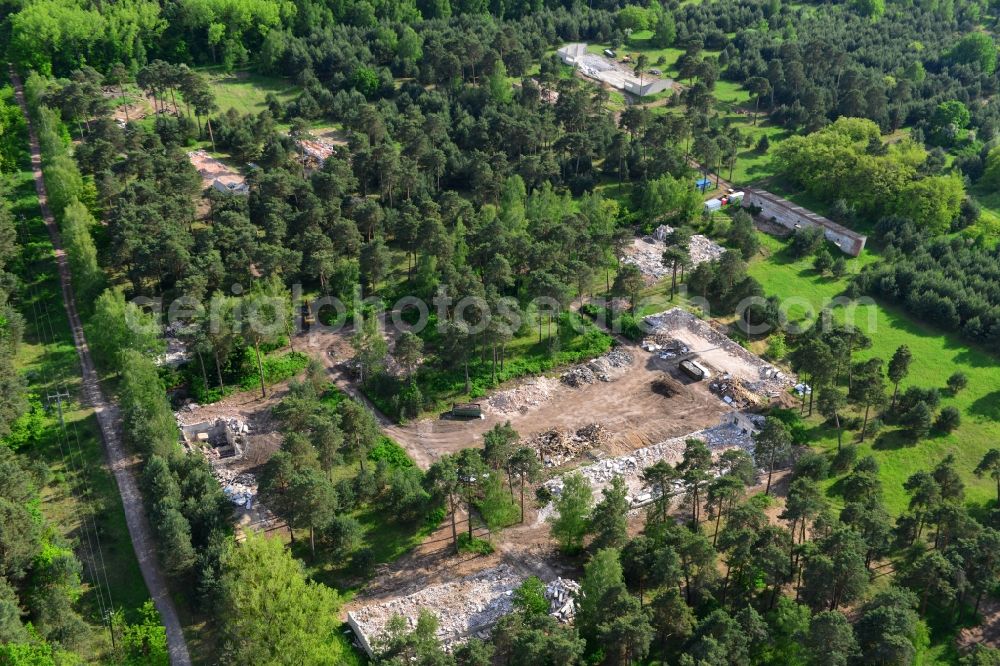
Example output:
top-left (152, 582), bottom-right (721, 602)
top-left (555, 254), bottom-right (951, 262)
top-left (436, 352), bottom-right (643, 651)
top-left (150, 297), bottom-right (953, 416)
top-left (10, 67), bottom-right (192, 666)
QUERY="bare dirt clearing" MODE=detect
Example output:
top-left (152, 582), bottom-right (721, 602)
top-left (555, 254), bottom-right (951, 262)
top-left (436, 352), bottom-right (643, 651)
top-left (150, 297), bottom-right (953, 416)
top-left (369, 344), bottom-right (731, 467)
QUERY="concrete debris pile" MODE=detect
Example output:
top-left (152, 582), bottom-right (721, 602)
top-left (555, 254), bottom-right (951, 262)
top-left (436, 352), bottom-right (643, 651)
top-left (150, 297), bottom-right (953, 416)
top-left (653, 225), bottom-right (726, 265)
top-left (709, 376), bottom-right (764, 409)
top-left (348, 565), bottom-right (522, 658)
top-left (561, 365), bottom-right (597, 386)
top-left (157, 322), bottom-right (189, 368)
top-left (546, 578), bottom-right (580, 622)
top-left (561, 349), bottom-right (633, 386)
top-left (224, 417), bottom-right (250, 435)
top-left (644, 308), bottom-right (793, 399)
top-left (528, 423), bottom-right (611, 467)
top-left (622, 230), bottom-right (725, 282)
top-left (743, 366), bottom-right (790, 398)
top-left (537, 417), bottom-right (759, 523)
top-left (641, 336), bottom-right (687, 358)
top-left (213, 468), bottom-right (258, 508)
top-left (621, 237), bottom-right (671, 281)
top-left (485, 376), bottom-right (561, 415)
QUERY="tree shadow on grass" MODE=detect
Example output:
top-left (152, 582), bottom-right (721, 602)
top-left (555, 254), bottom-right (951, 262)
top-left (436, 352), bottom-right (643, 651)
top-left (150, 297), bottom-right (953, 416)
top-left (952, 347), bottom-right (996, 369)
top-left (970, 391), bottom-right (1000, 421)
top-left (871, 428), bottom-right (914, 451)
top-left (966, 500), bottom-right (996, 527)
top-left (825, 475), bottom-right (846, 500)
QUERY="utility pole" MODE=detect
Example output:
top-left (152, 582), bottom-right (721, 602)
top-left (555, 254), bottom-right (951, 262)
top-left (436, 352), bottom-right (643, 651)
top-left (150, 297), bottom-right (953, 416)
top-left (46, 390), bottom-right (72, 427)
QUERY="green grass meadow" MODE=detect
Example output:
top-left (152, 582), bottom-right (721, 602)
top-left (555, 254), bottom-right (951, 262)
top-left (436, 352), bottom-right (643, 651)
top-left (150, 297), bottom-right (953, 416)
top-left (198, 68), bottom-right (300, 116)
top-left (749, 234), bottom-right (1000, 514)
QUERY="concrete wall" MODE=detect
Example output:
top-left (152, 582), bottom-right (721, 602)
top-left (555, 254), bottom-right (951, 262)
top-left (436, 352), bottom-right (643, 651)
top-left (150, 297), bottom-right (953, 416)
top-left (624, 78), bottom-right (673, 96)
top-left (745, 189), bottom-right (867, 257)
top-left (557, 43), bottom-right (586, 65)
top-left (347, 612), bottom-right (375, 659)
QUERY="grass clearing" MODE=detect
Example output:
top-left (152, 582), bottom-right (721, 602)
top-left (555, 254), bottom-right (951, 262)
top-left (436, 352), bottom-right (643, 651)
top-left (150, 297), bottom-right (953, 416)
top-left (196, 67), bottom-right (300, 116)
top-left (749, 233), bottom-right (1000, 514)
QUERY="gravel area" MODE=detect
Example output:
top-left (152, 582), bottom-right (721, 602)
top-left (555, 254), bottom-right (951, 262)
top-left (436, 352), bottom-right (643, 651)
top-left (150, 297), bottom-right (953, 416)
top-left (485, 376), bottom-right (562, 415)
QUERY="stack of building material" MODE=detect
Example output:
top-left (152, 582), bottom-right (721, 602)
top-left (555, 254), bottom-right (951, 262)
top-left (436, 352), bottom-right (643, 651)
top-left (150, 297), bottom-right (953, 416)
top-left (528, 424), bottom-right (611, 467)
top-left (546, 578), bottom-right (581, 622)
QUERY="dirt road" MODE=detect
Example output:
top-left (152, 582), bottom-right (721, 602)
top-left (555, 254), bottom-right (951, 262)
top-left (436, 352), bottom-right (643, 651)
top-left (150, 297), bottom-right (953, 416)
top-left (10, 68), bottom-right (192, 666)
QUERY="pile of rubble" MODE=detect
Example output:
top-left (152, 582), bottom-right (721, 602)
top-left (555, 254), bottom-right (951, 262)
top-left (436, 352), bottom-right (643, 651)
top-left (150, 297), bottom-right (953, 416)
top-left (621, 229), bottom-right (726, 282)
top-left (157, 322), bottom-right (190, 368)
top-left (348, 565), bottom-right (523, 657)
top-left (537, 416), bottom-right (760, 523)
top-left (561, 365), bottom-right (597, 386)
top-left (643, 308), bottom-right (793, 398)
top-left (223, 417), bottom-right (249, 435)
top-left (546, 578), bottom-right (580, 622)
top-left (641, 336), bottom-right (687, 358)
top-left (653, 225), bottom-right (726, 265)
top-left (527, 423), bottom-right (611, 467)
top-left (710, 375), bottom-right (765, 409)
top-left (560, 349), bottom-right (633, 386)
top-left (212, 468), bottom-right (258, 508)
top-left (485, 376), bottom-right (561, 415)
top-left (621, 237), bottom-right (672, 281)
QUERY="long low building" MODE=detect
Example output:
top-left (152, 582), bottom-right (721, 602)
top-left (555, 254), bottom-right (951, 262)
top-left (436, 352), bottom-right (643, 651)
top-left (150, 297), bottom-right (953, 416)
top-left (744, 188), bottom-right (867, 256)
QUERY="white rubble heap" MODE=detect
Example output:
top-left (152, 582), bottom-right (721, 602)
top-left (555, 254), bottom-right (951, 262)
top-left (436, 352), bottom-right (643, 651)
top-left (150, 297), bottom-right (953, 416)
top-left (156, 322), bottom-right (190, 368)
top-left (348, 565), bottom-right (521, 657)
top-left (485, 376), bottom-right (561, 415)
top-left (215, 468), bottom-right (258, 509)
top-left (622, 227), bottom-right (725, 282)
top-left (561, 349), bottom-right (633, 387)
top-left (546, 578), bottom-right (580, 622)
top-left (536, 415), bottom-right (762, 524)
top-left (348, 565), bottom-right (582, 658)
top-left (643, 308), bottom-right (793, 398)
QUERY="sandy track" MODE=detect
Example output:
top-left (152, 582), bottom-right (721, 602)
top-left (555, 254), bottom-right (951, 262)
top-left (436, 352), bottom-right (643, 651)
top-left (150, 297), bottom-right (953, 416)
top-left (11, 68), bottom-right (192, 666)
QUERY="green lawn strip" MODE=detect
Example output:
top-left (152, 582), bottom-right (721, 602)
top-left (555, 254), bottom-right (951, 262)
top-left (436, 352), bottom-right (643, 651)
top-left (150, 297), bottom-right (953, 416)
top-left (726, 122), bottom-right (790, 185)
top-left (749, 233), bottom-right (1000, 514)
top-left (8, 159), bottom-right (150, 630)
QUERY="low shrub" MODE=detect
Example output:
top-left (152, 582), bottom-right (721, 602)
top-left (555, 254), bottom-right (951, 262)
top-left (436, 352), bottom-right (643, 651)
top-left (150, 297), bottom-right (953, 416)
top-left (368, 437), bottom-right (414, 469)
top-left (238, 350), bottom-right (309, 392)
top-left (457, 533), bottom-right (494, 555)
top-left (769, 408), bottom-right (810, 445)
top-left (832, 444), bottom-right (858, 474)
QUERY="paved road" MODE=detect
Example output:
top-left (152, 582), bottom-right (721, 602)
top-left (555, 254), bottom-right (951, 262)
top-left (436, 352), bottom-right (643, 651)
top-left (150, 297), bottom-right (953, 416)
top-left (9, 68), bottom-right (193, 666)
